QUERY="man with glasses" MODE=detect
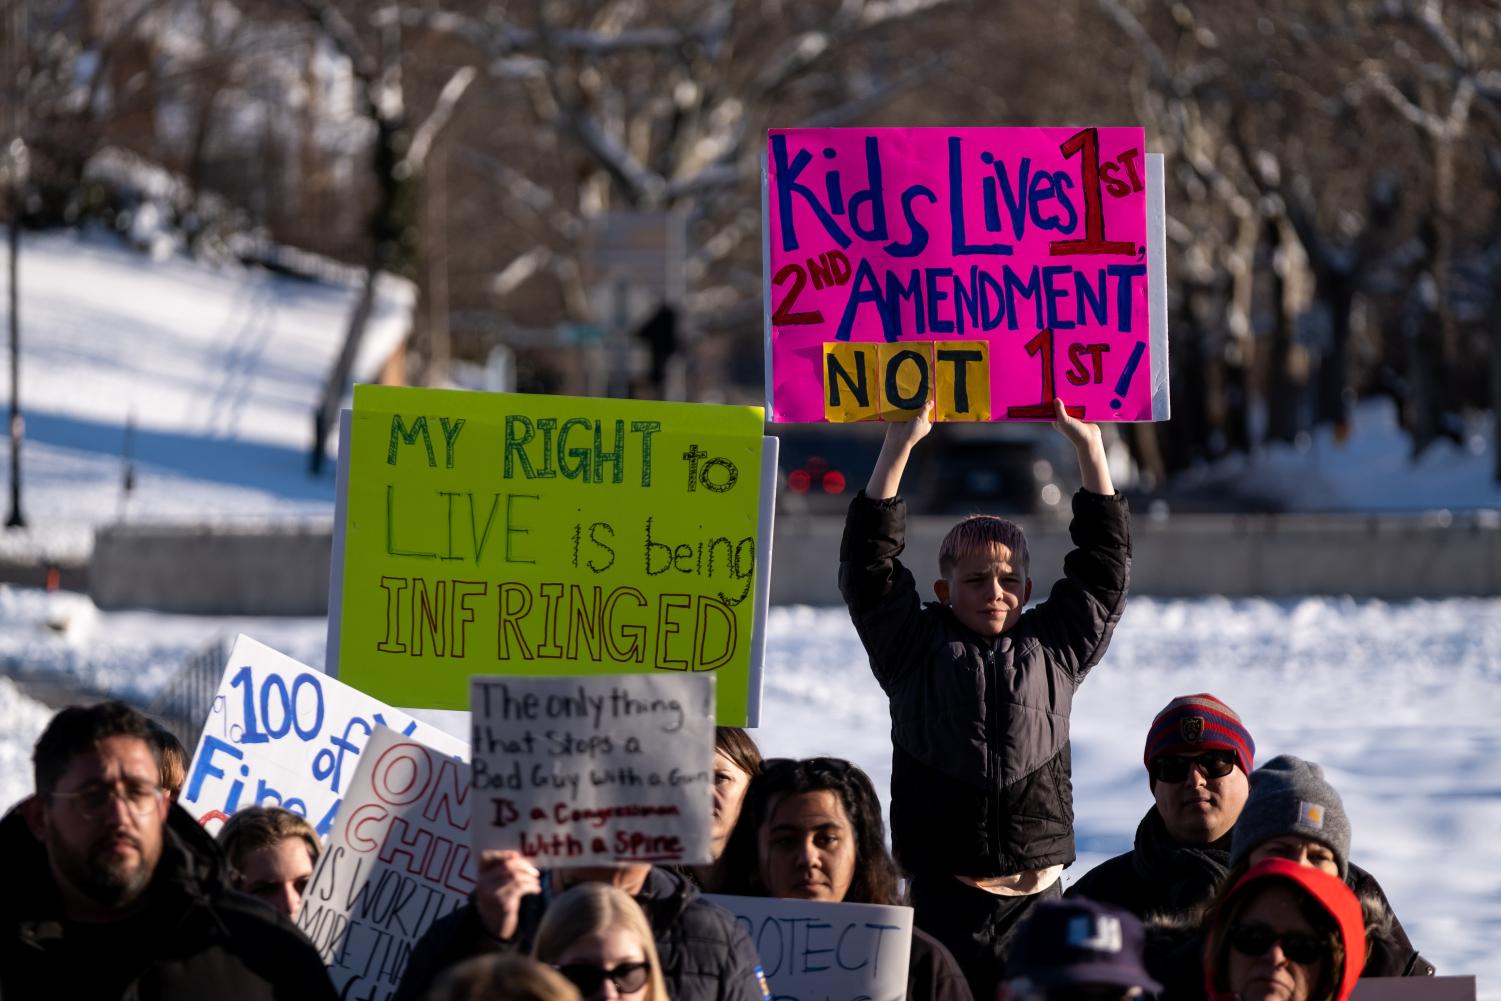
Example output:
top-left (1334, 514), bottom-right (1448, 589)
top-left (0, 701), bottom-right (338, 1000)
top-left (1066, 694), bottom-right (1255, 929)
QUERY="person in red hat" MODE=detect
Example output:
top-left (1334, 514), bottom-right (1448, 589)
top-left (1202, 859), bottom-right (1365, 1001)
top-left (1068, 694), bottom-right (1254, 921)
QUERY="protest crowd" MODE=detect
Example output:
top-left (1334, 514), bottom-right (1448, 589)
top-left (0, 392), bottom-right (1443, 1001)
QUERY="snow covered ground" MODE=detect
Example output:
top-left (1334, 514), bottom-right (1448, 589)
top-left (0, 226), bottom-right (410, 563)
top-left (1160, 397), bottom-right (1501, 513)
top-left (1, 592), bottom-right (1496, 993)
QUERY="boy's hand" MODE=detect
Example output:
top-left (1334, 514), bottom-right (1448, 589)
top-left (865, 400), bottom-right (934, 500)
top-left (1052, 398), bottom-right (1101, 452)
top-left (888, 399), bottom-right (935, 449)
top-left (1052, 398), bottom-right (1114, 496)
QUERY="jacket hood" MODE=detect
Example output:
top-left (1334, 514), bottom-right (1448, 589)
top-left (640, 864), bottom-right (696, 927)
top-left (1, 795), bottom-right (234, 925)
top-left (1203, 858), bottom-right (1367, 1001)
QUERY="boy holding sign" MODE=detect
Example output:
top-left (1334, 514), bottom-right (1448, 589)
top-left (839, 398), bottom-right (1130, 999)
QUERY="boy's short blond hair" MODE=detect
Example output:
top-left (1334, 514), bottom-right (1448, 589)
top-left (939, 515), bottom-right (1030, 577)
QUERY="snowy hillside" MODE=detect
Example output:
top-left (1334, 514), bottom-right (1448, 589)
top-left (1, 227), bottom-right (411, 560)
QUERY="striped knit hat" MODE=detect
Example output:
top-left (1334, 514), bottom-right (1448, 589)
top-left (1143, 693), bottom-right (1254, 781)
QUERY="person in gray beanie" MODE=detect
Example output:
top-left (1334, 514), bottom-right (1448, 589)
top-left (1231, 755), bottom-right (1352, 879)
top-left (1218, 755), bottom-right (1434, 986)
top-left (1148, 756), bottom-right (1435, 999)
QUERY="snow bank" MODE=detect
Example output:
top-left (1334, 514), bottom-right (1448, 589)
top-left (0, 678), bottom-right (56, 812)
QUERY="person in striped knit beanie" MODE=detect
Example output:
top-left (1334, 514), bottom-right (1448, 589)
top-left (1065, 694), bottom-right (1256, 986)
top-left (1140, 693), bottom-right (1255, 848)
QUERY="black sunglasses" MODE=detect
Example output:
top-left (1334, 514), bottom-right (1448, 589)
top-left (1228, 922), bottom-right (1324, 965)
top-left (1150, 749), bottom-right (1237, 784)
top-left (555, 961), bottom-right (651, 997)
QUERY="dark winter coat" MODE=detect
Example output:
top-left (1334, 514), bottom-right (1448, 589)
top-left (1068, 809), bottom-right (1434, 1000)
top-left (839, 488), bottom-right (1131, 878)
top-left (392, 866), bottom-right (768, 1001)
top-left (1065, 807), bottom-right (1230, 922)
top-left (907, 927), bottom-right (975, 1001)
top-left (1065, 807), bottom-right (1230, 992)
top-left (0, 800), bottom-right (338, 1001)
top-left (1352, 867), bottom-right (1435, 978)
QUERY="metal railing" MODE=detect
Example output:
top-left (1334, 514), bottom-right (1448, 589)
top-left (146, 639), bottom-right (230, 751)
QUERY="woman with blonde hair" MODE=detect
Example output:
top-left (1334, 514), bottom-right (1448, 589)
top-left (533, 884), bottom-right (670, 1001)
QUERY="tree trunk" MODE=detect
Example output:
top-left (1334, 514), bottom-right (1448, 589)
top-left (1491, 254), bottom-right (1501, 484)
top-left (310, 119), bottom-right (402, 474)
top-left (1265, 218), bottom-right (1301, 443)
top-left (6, 190), bottom-right (24, 527)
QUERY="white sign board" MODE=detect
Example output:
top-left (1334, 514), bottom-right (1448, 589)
top-left (705, 895), bottom-right (913, 1001)
top-left (297, 726), bottom-right (475, 1001)
top-left (1351, 977), bottom-right (1475, 1001)
top-left (470, 674), bottom-right (714, 865)
top-left (183, 634), bottom-right (469, 836)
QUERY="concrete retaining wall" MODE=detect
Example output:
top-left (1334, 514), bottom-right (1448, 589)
top-left (91, 522), bottom-right (333, 615)
top-left (770, 511), bottom-right (1501, 604)
top-left (90, 513), bottom-right (1501, 615)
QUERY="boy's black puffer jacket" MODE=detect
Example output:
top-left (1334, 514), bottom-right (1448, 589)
top-left (839, 488), bottom-right (1131, 879)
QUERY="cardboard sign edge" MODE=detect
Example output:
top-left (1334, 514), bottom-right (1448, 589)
top-left (761, 149), bottom-right (776, 419)
top-left (325, 407), bottom-right (353, 679)
top-left (746, 434), bottom-right (778, 727)
top-left (1147, 152), bottom-right (1172, 422)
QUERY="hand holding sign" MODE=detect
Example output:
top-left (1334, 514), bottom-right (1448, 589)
top-left (473, 850), bottom-right (541, 940)
top-left (1050, 397), bottom-right (1113, 496)
top-left (865, 400), bottom-right (933, 501)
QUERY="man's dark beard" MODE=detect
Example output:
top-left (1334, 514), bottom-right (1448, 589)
top-left (54, 832), bottom-right (154, 909)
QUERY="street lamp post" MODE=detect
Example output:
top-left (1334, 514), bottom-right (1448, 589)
top-left (3, 140), bottom-right (23, 530)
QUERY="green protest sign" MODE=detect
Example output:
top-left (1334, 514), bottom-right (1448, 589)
top-left (332, 385), bottom-right (773, 725)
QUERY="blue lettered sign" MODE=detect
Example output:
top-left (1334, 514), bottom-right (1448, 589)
top-left (182, 634), bottom-right (469, 837)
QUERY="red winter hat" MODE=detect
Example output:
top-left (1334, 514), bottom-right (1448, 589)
top-left (1143, 693), bottom-right (1254, 778)
top-left (1203, 858), bottom-right (1367, 1001)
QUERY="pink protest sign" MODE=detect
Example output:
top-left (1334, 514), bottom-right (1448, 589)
top-left (763, 127), bottom-right (1169, 423)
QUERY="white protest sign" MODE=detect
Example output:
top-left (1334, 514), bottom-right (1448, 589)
top-left (1351, 978), bottom-right (1476, 1001)
top-left (470, 673), bottom-right (714, 865)
top-left (705, 895), bottom-right (913, 1001)
top-left (182, 634), bottom-right (468, 837)
top-left (297, 726), bottom-right (475, 1001)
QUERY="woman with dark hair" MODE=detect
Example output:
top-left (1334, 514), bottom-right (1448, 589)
top-left (720, 757), bottom-right (971, 1001)
top-left (685, 727), bottom-right (762, 891)
top-left (1203, 859), bottom-right (1365, 1001)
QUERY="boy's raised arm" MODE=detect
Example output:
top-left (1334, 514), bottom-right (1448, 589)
top-left (865, 401), bottom-right (934, 499)
top-left (1051, 398), bottom-right (1114, 496)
